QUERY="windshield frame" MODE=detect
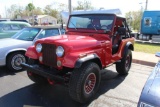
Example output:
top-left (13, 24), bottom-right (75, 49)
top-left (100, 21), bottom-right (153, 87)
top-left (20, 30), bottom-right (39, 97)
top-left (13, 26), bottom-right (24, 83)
top-left (67, 14), bottom-right (116, 33)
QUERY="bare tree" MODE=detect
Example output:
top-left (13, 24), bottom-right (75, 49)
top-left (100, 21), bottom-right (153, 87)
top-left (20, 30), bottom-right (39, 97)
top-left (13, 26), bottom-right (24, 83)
top-left (7, 4), bottom-right (23, 19)
top-left (73, 0), bottom-right (94, 10)
top-left (125, 10), bottom-right (142, 31)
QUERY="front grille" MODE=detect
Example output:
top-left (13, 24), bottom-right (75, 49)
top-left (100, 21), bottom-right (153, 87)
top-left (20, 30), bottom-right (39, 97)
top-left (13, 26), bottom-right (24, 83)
top-left (42, 44), bottom-right (57, 67)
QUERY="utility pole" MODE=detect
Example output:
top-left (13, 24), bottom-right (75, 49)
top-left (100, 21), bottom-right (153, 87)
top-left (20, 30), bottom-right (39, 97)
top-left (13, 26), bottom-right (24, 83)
top-left (32, 0), bottom-right (34, 26)
top-left (68, 0), bottom-right (72, 15)
top-left (145, 0), bottom-right (148, 10)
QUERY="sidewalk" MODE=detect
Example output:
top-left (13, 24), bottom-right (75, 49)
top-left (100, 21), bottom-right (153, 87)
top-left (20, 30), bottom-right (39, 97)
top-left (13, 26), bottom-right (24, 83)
top-left (132, 51), bottom-right (158, 67)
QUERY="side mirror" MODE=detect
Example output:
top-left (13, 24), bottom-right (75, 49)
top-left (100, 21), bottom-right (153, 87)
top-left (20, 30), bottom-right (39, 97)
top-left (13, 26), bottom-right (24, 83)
top-left (117, 27), bottom-right (126, 35)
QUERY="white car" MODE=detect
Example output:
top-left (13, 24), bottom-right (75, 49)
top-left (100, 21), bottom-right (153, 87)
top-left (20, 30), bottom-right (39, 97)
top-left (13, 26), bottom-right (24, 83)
top-left (0, 26), bottom-right (64, 71)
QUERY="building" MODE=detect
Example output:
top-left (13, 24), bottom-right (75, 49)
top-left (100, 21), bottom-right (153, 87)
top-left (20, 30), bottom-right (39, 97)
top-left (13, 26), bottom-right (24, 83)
top-left (35, 15), bottom-right (57, 25)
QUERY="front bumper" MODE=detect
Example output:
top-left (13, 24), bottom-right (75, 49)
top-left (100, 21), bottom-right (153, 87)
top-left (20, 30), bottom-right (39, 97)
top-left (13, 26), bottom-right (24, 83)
top-left (21, 63), bottom-right (65, 83)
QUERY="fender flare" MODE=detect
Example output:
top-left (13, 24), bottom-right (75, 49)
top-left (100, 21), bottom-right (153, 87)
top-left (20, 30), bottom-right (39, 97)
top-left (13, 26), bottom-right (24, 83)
top-left (123, 42), bottom-right (134, 58)
top-left (74, 53), bottom-right (102, 69)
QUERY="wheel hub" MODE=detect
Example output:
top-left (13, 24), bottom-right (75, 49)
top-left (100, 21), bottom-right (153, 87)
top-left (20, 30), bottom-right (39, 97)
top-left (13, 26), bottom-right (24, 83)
top-left (15, 57), bottom-right (23, 66)
top-left (11, 54), bottom-right (26, 70)
top-left (84, 73), bottom-right (96, 94)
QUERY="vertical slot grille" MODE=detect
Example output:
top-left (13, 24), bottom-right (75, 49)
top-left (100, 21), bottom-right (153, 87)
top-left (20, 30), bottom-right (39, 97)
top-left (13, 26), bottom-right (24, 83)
top-left (42, 44), bottom-right (57, 67)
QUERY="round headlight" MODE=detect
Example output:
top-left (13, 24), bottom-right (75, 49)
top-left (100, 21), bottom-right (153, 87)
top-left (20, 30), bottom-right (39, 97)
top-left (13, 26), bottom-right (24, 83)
top-left (36, 43), bottom-right (42, 53)
top-left (56, 46), bottom-right (64, 57)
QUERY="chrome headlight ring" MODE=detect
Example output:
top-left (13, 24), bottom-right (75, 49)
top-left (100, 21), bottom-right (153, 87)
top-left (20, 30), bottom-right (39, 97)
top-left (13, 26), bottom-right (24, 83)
top-left (56, 46), bottom-right (64, 57)
top-left (36, 43), bottom-right (42, 53)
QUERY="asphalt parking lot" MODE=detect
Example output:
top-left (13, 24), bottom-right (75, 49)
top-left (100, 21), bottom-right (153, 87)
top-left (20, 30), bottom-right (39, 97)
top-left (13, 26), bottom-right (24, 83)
top-left (0, 63), bottom-right (154, 107)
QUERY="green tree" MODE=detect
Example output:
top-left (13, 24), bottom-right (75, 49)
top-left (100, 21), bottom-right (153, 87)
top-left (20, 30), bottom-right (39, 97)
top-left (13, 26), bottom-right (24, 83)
top-left (43, 5), bottom-right (58, 18)
top-left (125, 10), bottom-right (142, 31)
top-left (26, 3), bottom-right (35, 12)
top-left (73, 0), bottom-right (94, 10)
top-left (25, 3), bottom-right (35, 17)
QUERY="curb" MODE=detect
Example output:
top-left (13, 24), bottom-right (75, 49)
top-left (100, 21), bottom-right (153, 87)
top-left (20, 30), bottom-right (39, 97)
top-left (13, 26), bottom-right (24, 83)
top-left (132, 59), bottom-right (156, 67)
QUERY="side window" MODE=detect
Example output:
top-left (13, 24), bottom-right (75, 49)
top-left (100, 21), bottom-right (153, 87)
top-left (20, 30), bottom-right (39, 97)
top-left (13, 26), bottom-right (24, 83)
top-left (3, 24), bottom-right (11, 31)
top-left (37, 30), bottom-right (45, 39)
top-left (11, 24), bottom-right (21, 30)
top-left (144, 17), bottom-right (151, 26)
top-left (19, 24), bottom-right (27, 29)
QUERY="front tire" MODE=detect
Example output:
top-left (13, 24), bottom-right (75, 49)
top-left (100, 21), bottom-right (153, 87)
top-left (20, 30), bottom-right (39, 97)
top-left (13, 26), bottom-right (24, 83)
top-left (116, 49), bottom-right (132, 75)
top-left (69, 62), bottom-right (101, 103)
top-left (27, 58), bottom-right (47, 84)
top-left (7, 52), bottom-right (26, 71)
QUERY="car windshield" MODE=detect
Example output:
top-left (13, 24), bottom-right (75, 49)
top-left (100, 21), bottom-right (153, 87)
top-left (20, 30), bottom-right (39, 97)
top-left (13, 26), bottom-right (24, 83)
top-left (11, 28), bottom-right (41, 41)
top-left (36, 28), bottom-right (60, 39)
top-left (68, 15), bottom-right (114, 30)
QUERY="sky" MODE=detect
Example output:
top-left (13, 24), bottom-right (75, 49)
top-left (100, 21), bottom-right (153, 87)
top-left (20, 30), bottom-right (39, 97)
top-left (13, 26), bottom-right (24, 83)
top-left (0, 0), bottom-right (160, 18)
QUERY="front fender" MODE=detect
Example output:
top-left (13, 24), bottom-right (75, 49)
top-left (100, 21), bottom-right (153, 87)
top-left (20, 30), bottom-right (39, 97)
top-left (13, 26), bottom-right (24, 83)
top-left (25, 46), bottom-right (38, 59)
top-left (123, 42), bottom-right (134, 57)
top-left (74, 54), bottom-right (102, 69)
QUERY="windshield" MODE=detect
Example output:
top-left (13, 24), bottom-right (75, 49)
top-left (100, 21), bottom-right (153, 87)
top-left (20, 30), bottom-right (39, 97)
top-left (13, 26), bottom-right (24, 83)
top-left (36, 28), bottom-right (60, 39)
top-left (0, 24), bottom-right (3, 29)
top-left (68, 15), bottom-right (114, 30)
top-left (12, 28), bottom-right (40, 41)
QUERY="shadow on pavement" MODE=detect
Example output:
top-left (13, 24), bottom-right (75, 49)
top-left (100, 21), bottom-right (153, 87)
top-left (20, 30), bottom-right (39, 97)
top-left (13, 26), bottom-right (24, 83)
top-left (0, 66), bottom-right (23, 77)
top-left (0, 69), bottom-right (126, 107)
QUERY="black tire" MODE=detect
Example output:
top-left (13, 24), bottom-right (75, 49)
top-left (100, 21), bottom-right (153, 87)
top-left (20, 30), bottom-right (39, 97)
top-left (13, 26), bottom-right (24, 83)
top-left (7, 52), bottom-right (26, 72)
top-left (27, 58), bottom-right (47, 84)
top-left (69, 62), bottom-right (101, 103)
top-left (116, 49), bottom-right (132, 75)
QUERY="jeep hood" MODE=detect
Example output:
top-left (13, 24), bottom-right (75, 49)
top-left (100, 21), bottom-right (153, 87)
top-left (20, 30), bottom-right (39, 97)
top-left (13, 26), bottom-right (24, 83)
top-left (40, 34), bottom-right (105, 51)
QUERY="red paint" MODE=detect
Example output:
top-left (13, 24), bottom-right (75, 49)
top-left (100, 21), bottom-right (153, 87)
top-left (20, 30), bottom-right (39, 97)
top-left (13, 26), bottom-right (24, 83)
top-left (47, 79), bottom-right (55, 85)
top-left (25, 14), bottom-right (134, 69)
top-left (25, 46), bottom-right (38, 59)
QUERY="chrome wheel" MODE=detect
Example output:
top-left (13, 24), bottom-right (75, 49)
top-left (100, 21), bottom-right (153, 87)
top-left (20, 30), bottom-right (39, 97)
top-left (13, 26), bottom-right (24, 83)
top-left (11, 54), bottom-right (26, 70)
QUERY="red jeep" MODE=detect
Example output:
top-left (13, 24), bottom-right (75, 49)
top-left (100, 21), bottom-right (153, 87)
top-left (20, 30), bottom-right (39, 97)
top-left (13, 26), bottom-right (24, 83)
top-left (22, 13), bottom-right (134, 103)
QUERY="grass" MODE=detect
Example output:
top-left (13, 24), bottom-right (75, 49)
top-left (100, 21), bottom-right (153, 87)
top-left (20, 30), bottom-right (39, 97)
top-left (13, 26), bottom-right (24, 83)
top-left (134, 42), bottom-right (160, 54)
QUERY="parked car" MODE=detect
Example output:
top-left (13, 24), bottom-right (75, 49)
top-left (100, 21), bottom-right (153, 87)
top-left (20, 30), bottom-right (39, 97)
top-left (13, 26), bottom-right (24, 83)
top-left (21, 10), bottom-right (134, 103)
top-left (0, 19), bottom-right (29, 23)
top-left (10, 19), bottom-right (29, 23)
top-left (0, 21), bottom-right (31, 39)
top-left (138, 52), bottom-right (160, 107)
top-left (0, 26), bottom-right (64, 71)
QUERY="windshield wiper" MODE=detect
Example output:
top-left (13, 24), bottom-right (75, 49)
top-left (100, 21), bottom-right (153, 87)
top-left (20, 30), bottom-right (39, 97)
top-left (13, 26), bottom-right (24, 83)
top-left (70, 21), bottom-right (77, 30)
